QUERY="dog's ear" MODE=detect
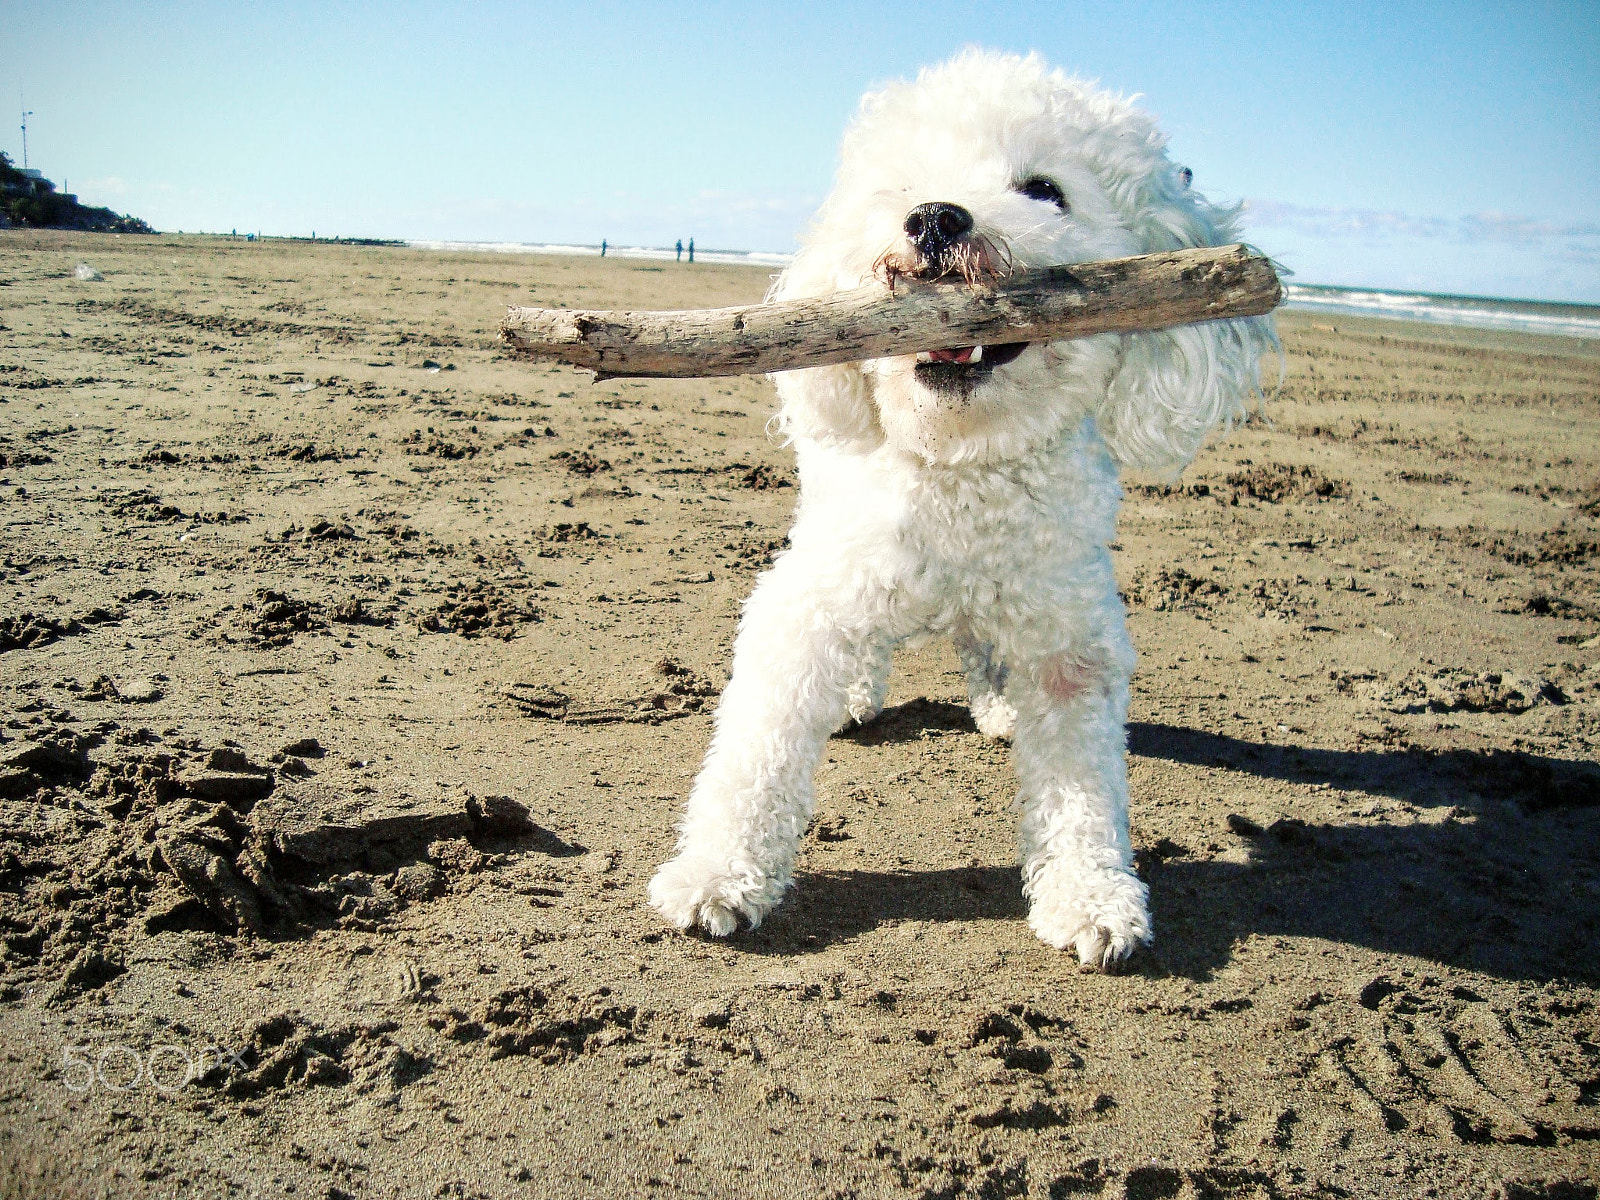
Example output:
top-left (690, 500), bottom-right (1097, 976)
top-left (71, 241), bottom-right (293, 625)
top-left (770, 363), bottom-right (880, 448)
top-left (1098, 314), bottom-right (1276, 478)
top-left (765, 249), bottom-right (883, 449)
top-left (1096, 176), bottom-right (1277, 478)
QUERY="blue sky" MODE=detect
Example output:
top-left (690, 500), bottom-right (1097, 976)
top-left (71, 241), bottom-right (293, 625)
top-left (5, 1), bottom-right (1598, 301)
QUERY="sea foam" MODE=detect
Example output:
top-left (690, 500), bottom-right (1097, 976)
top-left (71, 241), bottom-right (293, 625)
top-left (1284, 284), bottom-right (1600, 340)
top-left (405, 240), bottom-right (793, 269)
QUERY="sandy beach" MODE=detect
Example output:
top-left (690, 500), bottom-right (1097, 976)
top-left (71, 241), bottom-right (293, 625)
top-left (1, 230), bottom-right (1597, 1199)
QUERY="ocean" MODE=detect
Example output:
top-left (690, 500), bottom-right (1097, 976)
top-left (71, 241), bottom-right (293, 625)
top-left (1282, 283), bottom-right (1600, 341)
top-left (405, 239), bottom-right (793, 269)
top-left (405, 239), bottom-right (1600, 341)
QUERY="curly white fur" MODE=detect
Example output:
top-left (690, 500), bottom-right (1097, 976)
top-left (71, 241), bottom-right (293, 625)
top-left (649, 49), bottom-right (1274, 967)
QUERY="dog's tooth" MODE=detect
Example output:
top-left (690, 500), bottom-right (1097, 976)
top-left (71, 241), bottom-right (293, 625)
top-left (916, 351), bottom-right (933, 363)
top-left (970, 345), bottom-right (984, 362)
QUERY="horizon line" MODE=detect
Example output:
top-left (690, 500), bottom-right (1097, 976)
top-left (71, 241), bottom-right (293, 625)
top-left (13, 226), bottom-right (1599, 324)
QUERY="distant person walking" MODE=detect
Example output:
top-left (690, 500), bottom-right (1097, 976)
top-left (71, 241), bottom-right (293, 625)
top-left (688, 238), bottom-right (694, 263)
top-left (676, 239), bottom-right (683, 262)
top-left (600, 239), bottom-right (607, 257)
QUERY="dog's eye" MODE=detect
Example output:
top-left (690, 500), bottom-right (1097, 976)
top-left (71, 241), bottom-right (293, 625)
top-left (1017, 177), bottom-right (1068, 211)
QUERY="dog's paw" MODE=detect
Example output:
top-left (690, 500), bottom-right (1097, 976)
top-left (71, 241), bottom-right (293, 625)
top-left (648, 854), bottom-right (786, 937)
top-left (1025, 863), bottom-right (1151, 969)
top-left (843, 698), bottom-right (883, 728)
top-left (844, 676), bottom-right (888, 727)
top-left (970, 691), bottom-right (1017, 741)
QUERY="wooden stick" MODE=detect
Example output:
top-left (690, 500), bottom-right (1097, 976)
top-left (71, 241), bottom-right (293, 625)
top-left (499, 243), bottom-right (1281, 380)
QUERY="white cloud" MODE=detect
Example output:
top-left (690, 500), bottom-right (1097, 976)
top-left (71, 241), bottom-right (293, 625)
top-left (1241, 199), bottom-right (1600, 301)
top-left (362, 186), bottom-right (822, 252)
top-left (1458, 211), bottom-right (1600, 247)
top-left (1244, 199), bottom-right (1600, 246)
top-left (76, 175), bottom-right (129, 198)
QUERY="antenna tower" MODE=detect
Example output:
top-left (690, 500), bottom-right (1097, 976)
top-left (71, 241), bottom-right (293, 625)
top-left (20, 94), bottom-right (34, 170)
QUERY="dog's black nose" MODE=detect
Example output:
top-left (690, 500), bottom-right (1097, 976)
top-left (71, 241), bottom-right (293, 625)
top-left (903, 202), bottom-right (973, 253)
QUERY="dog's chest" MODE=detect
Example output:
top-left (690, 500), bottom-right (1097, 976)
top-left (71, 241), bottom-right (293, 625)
top-left (796, 433), bottom-right (1121, 573)
top-left (904, 458), bottom-right (1117, 569)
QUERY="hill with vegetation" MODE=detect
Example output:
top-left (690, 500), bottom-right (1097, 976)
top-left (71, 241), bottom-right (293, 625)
top-left (1, 152), bottom-right (153, 233)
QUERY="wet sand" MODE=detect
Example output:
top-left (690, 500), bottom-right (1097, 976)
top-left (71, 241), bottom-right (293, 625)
top-left (1, 230), bottom-right (1597, 1199)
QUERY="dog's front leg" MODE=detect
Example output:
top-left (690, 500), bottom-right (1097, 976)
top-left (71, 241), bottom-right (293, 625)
top-left (649, 555), bottom-right (886, 936)
top-left (1009, 622), bottom-right (1151, 969)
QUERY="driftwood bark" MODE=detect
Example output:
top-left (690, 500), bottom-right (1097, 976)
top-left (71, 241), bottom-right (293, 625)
top-left (499, 243), bottom-right (1281, 380)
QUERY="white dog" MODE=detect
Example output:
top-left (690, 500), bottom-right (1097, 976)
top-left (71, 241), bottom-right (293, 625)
top-left (648, 50), bottom-right (1273, 967)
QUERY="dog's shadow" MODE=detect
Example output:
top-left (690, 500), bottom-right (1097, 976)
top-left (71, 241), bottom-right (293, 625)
top-left (750, 711), bottom-right (1600, 984)
top-left (836, 697), bottom-right (975, 745)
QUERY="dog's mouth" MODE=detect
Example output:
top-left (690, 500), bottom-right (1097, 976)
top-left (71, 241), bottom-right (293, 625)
top-left (912, 341), bottom-right (1028, 391)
